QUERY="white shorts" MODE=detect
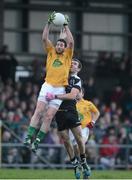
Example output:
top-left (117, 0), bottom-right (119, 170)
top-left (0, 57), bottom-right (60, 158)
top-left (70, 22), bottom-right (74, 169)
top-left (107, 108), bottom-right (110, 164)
top-left (69, 127), bottom-right (89, 145)
top-left (38, 82), bottom-right (65, 109)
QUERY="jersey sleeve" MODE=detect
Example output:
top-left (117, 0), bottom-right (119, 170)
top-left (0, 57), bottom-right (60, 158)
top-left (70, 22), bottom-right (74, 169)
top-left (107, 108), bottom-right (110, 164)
top-left (67, 48), bottom-right (73, 58)
top-left (89, 101), bottom-right (99, 113)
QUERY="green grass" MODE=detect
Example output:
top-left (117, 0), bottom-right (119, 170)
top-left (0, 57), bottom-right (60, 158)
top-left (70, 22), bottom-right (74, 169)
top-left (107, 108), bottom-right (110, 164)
top-left (0, 169), bottom-right (132, 179)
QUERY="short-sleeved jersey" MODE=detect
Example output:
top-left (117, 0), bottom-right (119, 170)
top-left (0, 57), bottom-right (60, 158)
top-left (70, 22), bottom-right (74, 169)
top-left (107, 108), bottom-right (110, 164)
top-left (45, 43), bottom-right (73, 86)
top-left (59, 74), bottom-right (82, 111)
top-left (76, 99), bottom-right (99, 128)
top-left (55, 74), bottom-right (82, 131)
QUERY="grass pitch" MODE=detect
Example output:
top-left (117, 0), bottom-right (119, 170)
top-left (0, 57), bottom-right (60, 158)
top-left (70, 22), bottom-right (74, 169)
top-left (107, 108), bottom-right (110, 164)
top-left (0, 169), bottom-right (132, 179)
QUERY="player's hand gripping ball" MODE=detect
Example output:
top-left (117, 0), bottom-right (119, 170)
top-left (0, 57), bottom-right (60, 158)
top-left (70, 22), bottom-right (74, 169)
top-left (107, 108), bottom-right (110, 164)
top-left (53, 12), bottom-right (65, 26)
top-left (63, 14), bottom-right (69, 26)
top-left (48, 11), bottom-right (56, 24)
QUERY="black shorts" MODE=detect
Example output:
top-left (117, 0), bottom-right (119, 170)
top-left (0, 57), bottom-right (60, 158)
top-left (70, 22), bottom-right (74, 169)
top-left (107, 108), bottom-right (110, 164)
top-left (55, 110), bottom-right (81, 131)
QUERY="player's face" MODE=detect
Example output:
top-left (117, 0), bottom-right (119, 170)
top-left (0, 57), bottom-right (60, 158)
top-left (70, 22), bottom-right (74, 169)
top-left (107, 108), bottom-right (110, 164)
top-left (55, 41), bottom-right (65, 54)
top-left (70, 60), bottom-right (80, 73)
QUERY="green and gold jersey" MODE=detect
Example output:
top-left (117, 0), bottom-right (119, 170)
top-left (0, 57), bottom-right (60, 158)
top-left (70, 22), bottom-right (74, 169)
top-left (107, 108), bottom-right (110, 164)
top-left (45, 42), bottom-right (73, 86)
top-left (76, 98), bottom-right (99, 128)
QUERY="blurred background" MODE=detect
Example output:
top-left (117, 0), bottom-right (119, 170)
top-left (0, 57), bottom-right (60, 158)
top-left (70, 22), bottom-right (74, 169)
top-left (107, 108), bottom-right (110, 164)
top-left (0, 0), bottom-right (132, 170)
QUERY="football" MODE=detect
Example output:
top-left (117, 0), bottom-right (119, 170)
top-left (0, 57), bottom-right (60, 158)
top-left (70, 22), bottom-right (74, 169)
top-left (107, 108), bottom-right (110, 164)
top-left (53, 12), bottom-right (65, 26)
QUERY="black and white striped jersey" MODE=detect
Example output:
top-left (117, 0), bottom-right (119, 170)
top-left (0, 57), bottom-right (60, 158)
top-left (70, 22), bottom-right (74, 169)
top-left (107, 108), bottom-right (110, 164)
top-left (59, 74), bottom-right (82, 111)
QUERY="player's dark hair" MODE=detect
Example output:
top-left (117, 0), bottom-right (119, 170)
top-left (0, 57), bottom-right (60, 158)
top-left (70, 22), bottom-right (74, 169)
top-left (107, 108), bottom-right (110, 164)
top-left (72, 58), bottom-right (82, 70)
top-left (57, 39), bottom-right (67, 48)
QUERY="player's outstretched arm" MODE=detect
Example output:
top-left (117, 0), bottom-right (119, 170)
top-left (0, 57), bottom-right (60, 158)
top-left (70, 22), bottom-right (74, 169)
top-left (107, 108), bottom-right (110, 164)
top-left (63, 15), bottom-right (74, 49)
top-left (46, 88), bottom-right (80, 101)
top-left (42, 12), bottom-right (56, 50)
top-left (56, 87), bottom-right (79, 100)
top-left (64, 26), bottom-right (74, 49)
top-left (42, 23), bottom-right (51, 49)
top-left (59, 28), bottom-right (67, 40)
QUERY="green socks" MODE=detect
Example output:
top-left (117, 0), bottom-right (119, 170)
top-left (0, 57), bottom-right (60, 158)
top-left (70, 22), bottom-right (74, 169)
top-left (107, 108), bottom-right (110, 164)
top-left (36, 130), bottom-right (46, 142)
top-left (27, 126), bottom-right (37, 138)
top-left (27, 126), bottom-right (46, 143)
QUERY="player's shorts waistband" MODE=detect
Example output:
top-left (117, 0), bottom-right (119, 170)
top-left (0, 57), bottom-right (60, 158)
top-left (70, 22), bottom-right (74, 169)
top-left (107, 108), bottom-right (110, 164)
top-left (45, 81), bottom-right (66, 88)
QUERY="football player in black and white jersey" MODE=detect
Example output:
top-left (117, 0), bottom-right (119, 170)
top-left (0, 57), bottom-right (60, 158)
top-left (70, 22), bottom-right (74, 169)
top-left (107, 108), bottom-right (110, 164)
top-left (46, 58), bottom-right (91, 179)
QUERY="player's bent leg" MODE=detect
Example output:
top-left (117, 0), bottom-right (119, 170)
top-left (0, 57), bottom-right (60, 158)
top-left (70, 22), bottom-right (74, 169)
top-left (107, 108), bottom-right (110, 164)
top-left (71, 126), bottom-right (85, 155)
top-left (31, 106), bottom-right (59, 153)
top-left (58, 130), bottom-right (81, 179)
top-left (58, 130), bottom-right (75, 159)
top-left (71, 127), bottom-right (91, 179)
top-left (24, 101), bottom-right (47, 148)
top-left (40, 105), bottom-right (59, 132)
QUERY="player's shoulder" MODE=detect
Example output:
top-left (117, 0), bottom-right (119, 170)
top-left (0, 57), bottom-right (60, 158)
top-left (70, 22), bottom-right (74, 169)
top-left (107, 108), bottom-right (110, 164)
top-left (71, 74), bottom-right (81, 80)
top-left (69, 74), bottom-right (81, 84)
top-left (87, 100), bottom-right (97, 109)
top-left (83, 99), bottom-right (92, 105)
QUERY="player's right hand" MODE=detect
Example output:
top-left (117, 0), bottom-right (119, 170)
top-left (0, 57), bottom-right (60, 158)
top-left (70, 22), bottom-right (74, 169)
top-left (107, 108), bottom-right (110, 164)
top-left (63, 14), bottom-right (69, 26)
top-left (48, 11), bottom-right (56, 24)
top-left (87, 121), bottom-right (95, 129)
top-left (46, 92), bottom-right (55, 101)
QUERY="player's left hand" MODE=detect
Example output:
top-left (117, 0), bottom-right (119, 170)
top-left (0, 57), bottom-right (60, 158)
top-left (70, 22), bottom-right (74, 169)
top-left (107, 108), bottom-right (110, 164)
top-left (87, 121), bottom-right (95, 129)
top-left (46, 92), bottom-right (55, 101)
